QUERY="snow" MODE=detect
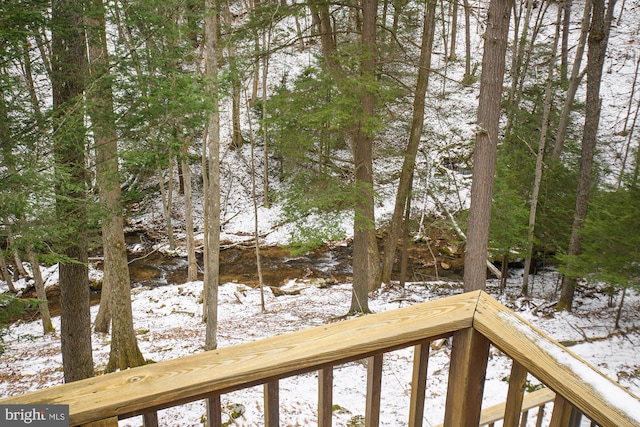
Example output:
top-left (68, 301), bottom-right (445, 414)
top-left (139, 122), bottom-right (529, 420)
top-left (2, 0), bottom-right (640, 425)
top-left (2, 272), bottom-right (640, 426)
top-left (498, 309), bottom-right (640, 424)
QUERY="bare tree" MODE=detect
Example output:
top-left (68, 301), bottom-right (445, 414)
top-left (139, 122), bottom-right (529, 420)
top-left (463, 0), bottom-right (513, 292)
top-left (558, 0), bottom-right (617, 311)
top-left (522, 5), bottom-right (562, 295)
top-left (87, 0), bottom-right (146, 371)
top-left (349, 0), bottom-right (378, 313)
top-left (380, 0), bottom-right (437, 286)
top-left (552, 0), bottom-right (593, 160)
top-left (26, 248), bottom-right (55, 334)
top-left (204, 0), bottom-right (221, 351)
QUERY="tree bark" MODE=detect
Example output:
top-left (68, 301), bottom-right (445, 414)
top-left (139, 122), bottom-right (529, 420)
top-left (561, 0), bottom-right (572, 83)
top-left (463, 0), bottom-right (513, 292)
top-left (86, 0), bottom-right (145, 371)
top-left (182, 155), bottom-right (198, 282)
top-left (558, 0), bottom-right (617, 311)
top-left (204, 0), bottom-right (221, 351)
top-left (27, 248), bottom-right (55, 334)
top-left (552, 0), bottom-right (592, 160)
top-left (0, 251), bottom-right (17, 293)
top-left (52, 0), bottom-right (94, 383)
top-left (522, 5), bottom-right (562, 296)
top-left (462, 0), bottom-right (473, 82)
top-left (349, 0), bottom-right (378, 313)
top-left (448, 0), bottom-right (458, 62)
top-left (309, 0), bottom-right (338, 70)
top-left (380, 0), bottom-right (436, 286)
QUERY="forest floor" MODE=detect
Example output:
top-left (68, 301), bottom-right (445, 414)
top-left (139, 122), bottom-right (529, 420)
top-left (1, 259), bottom-right (639, 426)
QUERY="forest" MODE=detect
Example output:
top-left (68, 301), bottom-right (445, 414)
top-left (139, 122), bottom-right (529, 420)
top-left (0, 0), bottom-right (639, 402)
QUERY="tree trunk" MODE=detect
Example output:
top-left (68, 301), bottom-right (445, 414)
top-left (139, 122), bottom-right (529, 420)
top-left (309, 0), bottom-right (338, 70)
top-left (182, 156), bottom-right (198, 282)
top-left (52, 0), bottom-right (94, 383)
top-left (552, 0), bottom-right (592, 160)
top-left (448, 0), bottom-right (458, 62)
top-left (262, 26), bottom-right (272, 208)
top-left (86, 0), bottom-right (145, 371)
top-left (26, 248), bottom-right (55, 334)
top-left (349, 0), bottom-right (378, 313)
top-left (558, 0), bottom-right (617, 311)
top-left (223, 0), bottom-right (245, 150)
top-left (0, 250), bottom-right (17, 293)
top-left (251, 132), bottom-right (266, 312)
top-left (561, 0), bottom-right (572, 83)
top-left (616, 54), bottom-right (640, 187)
top-left (522, 5), bottom-right (561, 296)
top-left (462, 0), bottom-right (473, 82)
top-left (204, 0), bottom-right (221, 351)
top-left (380, 0), bottom-right (436, 286)
top-left (159, 158), bottom-right (176, 250)
top-left (11, 242), bottom-right (29, 279)
top-left (463, 0), bottom-right (513, 292)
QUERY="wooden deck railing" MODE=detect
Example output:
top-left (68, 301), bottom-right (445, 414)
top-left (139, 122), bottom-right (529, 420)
top-left (1, 290), bottom-right (639, 427)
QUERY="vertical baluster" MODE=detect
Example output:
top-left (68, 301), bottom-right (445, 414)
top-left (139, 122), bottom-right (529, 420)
top-left (408, 342), bottom-right (430, 427)
top-left (535, 403), bottom-right (545, 427)
top-left (366, 354), bottom-right (383, 427)
top-left (206, 394), bottom-right (222, 427)
top-left (503, 361), bottom-right (528, 427)
top-left (264, 380), bottom-right (280, 427)
top-left (519, 409), bottom-right (529, 427)
top-left (143, 411), bottom-right (159, 427)
top-left (443, 327), bottom-right (490, 427)
top-left (549, 394), bottom-right (572, 427)
top-left (567, 407), bottom-right (583, 427)
top-left (318, 367), bottom-right (334, 427)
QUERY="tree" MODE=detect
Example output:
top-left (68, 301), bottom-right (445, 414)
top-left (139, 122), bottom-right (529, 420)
top-left (521, 5), bottom-right (562, 295)
top-left (557, 0), bottom-right (616, 311)
top-left (51, 0), bottom-right (94, 382)
top-left (463, 0), bottom-right (513, 292)
top-left (562, 185), bottom-right (640, 315)
top-left (349, 0), bottom-right (379, 313)
top-left (204, 0), bottom-right (222, 352)
top-left (552, 0), bottom-right (592, 160)
top-left (87, 0), bottom-right (146, 371)
top-left (380, 0), bottom-right (437, 286)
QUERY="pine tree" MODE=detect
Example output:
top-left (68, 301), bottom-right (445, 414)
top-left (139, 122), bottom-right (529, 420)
top-left (51, 0), bottom-right (95, 382)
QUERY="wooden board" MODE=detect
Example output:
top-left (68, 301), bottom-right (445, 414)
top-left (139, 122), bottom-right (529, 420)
top-left (0, 291), bottom-right (478, 426)
top-left (474, 291), bottom-right (640, 427)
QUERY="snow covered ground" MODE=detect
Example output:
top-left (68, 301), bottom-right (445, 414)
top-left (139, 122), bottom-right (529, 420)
top-left (2, 1), bottom-right (640, 425)
top-left (1, 265), bottom-right (639, 426)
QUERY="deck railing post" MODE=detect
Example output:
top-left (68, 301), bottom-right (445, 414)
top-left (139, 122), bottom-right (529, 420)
top-left (264, 380), bottom-right (280, 427)
top-left (408, 342), bottom-right (430, 427)
top-left (365, 354), bottom-right (383, 427)
top-left (503, 361), bottom-right (528, 427)
top-left (318, 367), bottom-right (334, 427)
top-left (443, 327), bottom-right (490, 427)
top-left (142, 412), bottom-right (159, 427)
top-left (549, 394), bottom-right (572, 427)
top-left (206, 394), bottom-right (222, 427)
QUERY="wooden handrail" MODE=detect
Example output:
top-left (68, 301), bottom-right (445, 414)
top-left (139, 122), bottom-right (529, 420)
top-left (474, 292), bottom-right (640, 427)
top-left (0, 290), bottom-right (638, 427)
top-left (0, 291), bottom-right (477, 425)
